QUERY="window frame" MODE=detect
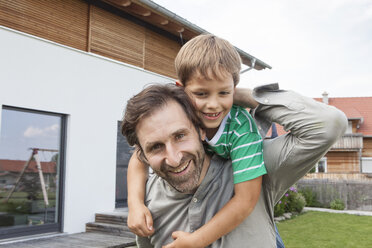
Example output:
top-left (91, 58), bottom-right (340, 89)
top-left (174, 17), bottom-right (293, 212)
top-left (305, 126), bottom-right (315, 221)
top-left (315, 157), bottom-right (327, 173)
top-left (0, 105), bottom-right (67, 239)
top-left (361, 157), bottom-right (372, 173)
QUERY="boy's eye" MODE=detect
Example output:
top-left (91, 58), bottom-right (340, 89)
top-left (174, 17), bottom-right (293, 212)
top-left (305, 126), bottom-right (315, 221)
top-left (193, 92), bottom-right (206, 97)
top-left (219, 91), bottom-right (231, 95)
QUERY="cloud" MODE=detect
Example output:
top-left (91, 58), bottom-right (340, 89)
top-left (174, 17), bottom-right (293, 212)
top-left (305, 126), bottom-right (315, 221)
top-left (23, 124), bottom-right (59, 138)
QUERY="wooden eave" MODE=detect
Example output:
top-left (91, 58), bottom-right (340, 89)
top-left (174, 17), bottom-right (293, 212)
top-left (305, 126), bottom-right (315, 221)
top-left (100, 0), bottom-right (271, 70)
top-left (102, 0), bottom-right (198, 40)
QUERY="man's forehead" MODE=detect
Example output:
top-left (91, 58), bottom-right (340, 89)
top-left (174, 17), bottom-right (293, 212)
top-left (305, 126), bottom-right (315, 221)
top-left (136, 101), bottom-right (196, 144)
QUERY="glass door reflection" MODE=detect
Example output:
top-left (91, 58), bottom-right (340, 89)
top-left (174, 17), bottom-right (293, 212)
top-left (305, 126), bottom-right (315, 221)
top-left (0, 107), bottom-right (63, 237)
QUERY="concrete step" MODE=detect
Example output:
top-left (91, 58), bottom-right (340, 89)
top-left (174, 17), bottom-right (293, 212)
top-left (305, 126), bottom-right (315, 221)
top-left (86, 222), bottom-right (135, 239)
top-left (95, 212), bottom-right (129, 225)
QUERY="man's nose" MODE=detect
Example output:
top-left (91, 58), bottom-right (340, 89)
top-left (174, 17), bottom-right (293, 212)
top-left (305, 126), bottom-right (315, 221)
top-left (164, 145), bottom-right (182, 167)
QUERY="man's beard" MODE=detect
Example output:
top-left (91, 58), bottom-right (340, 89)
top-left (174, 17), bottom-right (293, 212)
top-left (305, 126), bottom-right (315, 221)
top-left (157, 146), bottom-right (205, 193)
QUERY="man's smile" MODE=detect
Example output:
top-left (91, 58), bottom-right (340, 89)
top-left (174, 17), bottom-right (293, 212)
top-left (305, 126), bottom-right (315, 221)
top-left (169, 160), bottom-right (191, 174)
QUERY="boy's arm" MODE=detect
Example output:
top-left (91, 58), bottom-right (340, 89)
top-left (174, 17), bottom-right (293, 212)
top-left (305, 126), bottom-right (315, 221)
top-left (127, 150), bottom-right (154, 237)
top-left (163, 177), bottom-right (262, 248)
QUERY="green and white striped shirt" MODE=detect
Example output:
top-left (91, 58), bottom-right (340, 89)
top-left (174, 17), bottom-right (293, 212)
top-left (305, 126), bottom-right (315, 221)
top-left (206, 105), bottom-right (267, 184)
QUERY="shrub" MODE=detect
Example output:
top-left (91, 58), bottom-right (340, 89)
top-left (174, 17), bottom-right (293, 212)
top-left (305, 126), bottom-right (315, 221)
top-left (4, 200), bottom-right (31, 214)
top-left (289, 193), bottom-right (306, 213)
top-left (274, 200), bottom-right (285, 217)
top-left (309, 166), bottom-right (316, 173)
top-left (274, 186), bottom-right (307, 217)
top-left (330, 198), bottom-right (345, 210)
top-left (299, 187), bottom-right (320, 207)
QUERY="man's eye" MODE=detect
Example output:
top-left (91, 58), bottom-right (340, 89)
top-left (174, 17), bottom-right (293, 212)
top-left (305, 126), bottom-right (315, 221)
top-left (175, 133), bottom-right (185, 140)
top-left (150, 144), bottom-right (162, 151)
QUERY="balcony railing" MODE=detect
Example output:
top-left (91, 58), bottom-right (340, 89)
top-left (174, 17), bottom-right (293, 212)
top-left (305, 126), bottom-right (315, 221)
top-left (331, 133), bottom-right (363, 150)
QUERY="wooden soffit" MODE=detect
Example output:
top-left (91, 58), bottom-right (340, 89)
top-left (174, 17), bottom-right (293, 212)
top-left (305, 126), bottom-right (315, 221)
top-left (100, 0), bottom-right (271, 70)
top-left (102, 0), bottom-right (198, 40)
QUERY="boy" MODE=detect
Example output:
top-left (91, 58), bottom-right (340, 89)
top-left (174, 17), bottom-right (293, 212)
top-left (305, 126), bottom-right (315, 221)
top-left (127, 34), bottom-right (267, 247)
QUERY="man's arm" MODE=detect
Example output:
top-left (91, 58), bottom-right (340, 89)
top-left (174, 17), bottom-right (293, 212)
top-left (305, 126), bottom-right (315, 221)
top-left (214, 84), bottom-right (347, 248)
top-left (250, 84), bottom-right (348, 203)
top-left (234, 88), bottom-right (259, 109)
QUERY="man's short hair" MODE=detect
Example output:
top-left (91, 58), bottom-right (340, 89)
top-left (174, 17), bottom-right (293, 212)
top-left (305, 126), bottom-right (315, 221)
top-left (175, 34), bottom-right (242, 86)
top-left (121, 84), bottom-right (204, 161)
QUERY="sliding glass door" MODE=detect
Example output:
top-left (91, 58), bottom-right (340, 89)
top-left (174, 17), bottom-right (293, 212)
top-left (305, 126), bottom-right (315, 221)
top-left (0, 106), bottom-right (66, 239)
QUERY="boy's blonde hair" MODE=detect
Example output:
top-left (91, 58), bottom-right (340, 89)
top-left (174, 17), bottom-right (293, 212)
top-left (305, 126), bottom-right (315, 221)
top-left (175, 34), bottom-right (241, 86)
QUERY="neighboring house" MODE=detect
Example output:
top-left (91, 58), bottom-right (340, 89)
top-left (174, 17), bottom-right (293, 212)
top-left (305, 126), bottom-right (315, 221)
top-left (268, 92), bottom-right (372, 181)
top-left (0, 0), bottom-right (270, 240)
top-left (0, 159), bottom-right (57, 182)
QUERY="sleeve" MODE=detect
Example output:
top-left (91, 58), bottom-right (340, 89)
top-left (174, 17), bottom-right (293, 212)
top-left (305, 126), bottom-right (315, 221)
top-left (230, 122), bottom-right (267, 184)
top-left (251, 85), bottom-right (348, 203)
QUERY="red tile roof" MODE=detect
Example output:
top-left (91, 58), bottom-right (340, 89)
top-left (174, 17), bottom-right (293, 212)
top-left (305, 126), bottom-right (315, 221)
top-left (315, 97), bottom-right (372, 136)
top-left (266, 96), bottom-right (372, 137)
top-left (0, 159), bottom-right (56, 174)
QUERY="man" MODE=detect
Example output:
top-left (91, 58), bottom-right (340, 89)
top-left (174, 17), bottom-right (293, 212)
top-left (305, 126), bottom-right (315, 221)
top-left (121, 83), bottom-right (347, 248)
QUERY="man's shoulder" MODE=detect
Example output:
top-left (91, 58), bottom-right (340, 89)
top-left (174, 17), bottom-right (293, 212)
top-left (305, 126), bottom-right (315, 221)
top-left (145, 174), bottom-right (169, 202)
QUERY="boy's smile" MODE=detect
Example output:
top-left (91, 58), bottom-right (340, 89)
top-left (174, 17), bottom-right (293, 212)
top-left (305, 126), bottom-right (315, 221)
top-left (183, 71), bottom-right (235, 139)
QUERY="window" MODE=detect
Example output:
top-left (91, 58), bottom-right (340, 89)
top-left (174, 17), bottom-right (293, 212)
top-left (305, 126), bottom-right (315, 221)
top-left (0, 106), bottom-right (66, 239)
top-left (346, 121), bottom-right (353, 134)
top-left (315, 157), bottom-right (327, 173)
top-left (361, 158), bottom-right (372, 173)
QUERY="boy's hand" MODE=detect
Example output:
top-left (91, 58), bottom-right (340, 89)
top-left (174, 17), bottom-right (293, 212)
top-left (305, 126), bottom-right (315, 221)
top-left (127, 204), bottom-right (154, 237)
top-left (162, 231), bottom-right (202, 248)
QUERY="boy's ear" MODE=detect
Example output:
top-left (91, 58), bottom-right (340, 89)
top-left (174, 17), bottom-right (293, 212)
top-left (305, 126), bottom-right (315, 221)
top-left (175, 80), bottom-right (184, 87)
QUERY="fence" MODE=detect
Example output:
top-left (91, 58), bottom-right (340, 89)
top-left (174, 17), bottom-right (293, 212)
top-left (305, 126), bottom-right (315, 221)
top-left (298, 178), bottom-right (372, 211)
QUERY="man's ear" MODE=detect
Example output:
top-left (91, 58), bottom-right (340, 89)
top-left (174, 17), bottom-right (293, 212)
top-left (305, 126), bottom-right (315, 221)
top-left (199, 128), bottom-right (206, 141)
top-left (136, 146), bottom-right (149, 164)
top-left (175, 80), bottom-right (184, 87)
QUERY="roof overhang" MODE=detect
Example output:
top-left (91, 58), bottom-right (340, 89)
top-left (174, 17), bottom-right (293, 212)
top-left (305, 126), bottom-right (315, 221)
top-left (99, 0), bottom-right (272, 70)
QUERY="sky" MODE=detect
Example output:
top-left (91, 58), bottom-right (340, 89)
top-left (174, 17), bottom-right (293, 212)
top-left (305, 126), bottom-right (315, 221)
top-left (0, 109), bottom-right (60, 161)
top-left (153, 0), bottom-right (372, 98)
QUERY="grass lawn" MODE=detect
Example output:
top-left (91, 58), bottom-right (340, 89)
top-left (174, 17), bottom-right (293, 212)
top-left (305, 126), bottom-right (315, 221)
top-left (277, 211), bottom-right (372, 248)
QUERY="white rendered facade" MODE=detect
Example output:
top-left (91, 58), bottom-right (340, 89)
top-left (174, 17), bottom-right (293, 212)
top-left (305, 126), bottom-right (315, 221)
top-left (0, 26), bottom-right (172, 234)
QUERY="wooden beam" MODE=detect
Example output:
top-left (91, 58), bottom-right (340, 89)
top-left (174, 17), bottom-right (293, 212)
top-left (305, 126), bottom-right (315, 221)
top-left (142, 11), bottom-right (151, 17)
top-left (160, 20), bottom-right (169, 25)
top-left (87, 4), bottom-right (92, 52)
top-left (108, 0), bottom-right (132, 7)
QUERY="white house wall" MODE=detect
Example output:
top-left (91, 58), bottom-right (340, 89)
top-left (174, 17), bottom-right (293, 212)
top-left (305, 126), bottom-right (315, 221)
top-left (0, 26), bottom-right (172, 234)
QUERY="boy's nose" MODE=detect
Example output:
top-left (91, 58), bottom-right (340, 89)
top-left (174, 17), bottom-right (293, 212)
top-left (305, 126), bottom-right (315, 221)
top-left (206, 96), bottom-right (219, 110)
